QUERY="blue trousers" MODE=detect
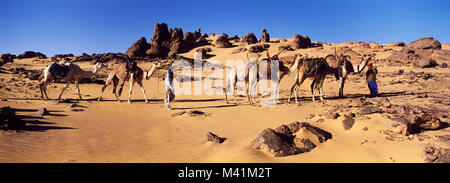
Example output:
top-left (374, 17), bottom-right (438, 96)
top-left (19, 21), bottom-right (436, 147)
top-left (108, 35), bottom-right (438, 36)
top-left (367, 81), bottom-right (378, 97)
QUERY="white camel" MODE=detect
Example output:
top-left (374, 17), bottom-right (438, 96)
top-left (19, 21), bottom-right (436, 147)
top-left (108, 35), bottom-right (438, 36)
top-left (39, 61), bottom-right (107, 100)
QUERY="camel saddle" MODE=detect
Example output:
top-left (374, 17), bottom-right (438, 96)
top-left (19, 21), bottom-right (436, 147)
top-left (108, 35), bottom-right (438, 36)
top-left (303, 58), bottom-right (330, 75)
top-left (48, 63), bottom-right (70, 77)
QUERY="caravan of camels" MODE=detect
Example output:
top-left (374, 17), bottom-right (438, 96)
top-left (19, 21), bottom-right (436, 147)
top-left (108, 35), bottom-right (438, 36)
top-left (1, 23), bottom-right (448, 163)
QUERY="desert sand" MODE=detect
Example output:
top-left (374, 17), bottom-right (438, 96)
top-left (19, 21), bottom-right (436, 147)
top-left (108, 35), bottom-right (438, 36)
top-left (0, 36), bottom-right (449, 163)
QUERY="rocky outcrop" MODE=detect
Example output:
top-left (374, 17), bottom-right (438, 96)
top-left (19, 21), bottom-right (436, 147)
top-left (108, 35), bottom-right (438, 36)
top-left (240, 32), bottom-right (258, 46)
top-left (128, 23), bottom-right (209, 59)
top-left (126, 37), bottom-right (151, 58)
top-left (0, 53), bottom-right (16, 67)
top-left (214, 34), bottom-right (232, 48)
top-left (251, 122), bottom-right (332, 157)
top-left (260, 29), bottom-right (270, 43)
top-left (405, 37), bottom-right (441, 50)
top-left (17, 51), bottom-right (47, 59)
top-left (291, 34), bottom-right (312, 49)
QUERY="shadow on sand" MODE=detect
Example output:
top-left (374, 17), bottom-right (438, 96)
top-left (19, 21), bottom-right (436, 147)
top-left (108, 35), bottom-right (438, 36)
top-left (4, 107), bottom-right (76, 132)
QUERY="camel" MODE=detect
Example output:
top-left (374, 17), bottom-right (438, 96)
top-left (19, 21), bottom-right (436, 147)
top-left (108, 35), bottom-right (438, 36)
top-left (224, 50), bottom-right (297, 105)
top-left (249, 50), bottom-right (298, 105)
top-left (97, 61), bottom-right (160, 103)
top-left (39, 61), bottom-right (107, 100)
top-left (336, 53), bottom-right (375, 97)
top-left (223, 53), bottom-right (261, 104)
top-left (288, 54), bottom-right (342, 103)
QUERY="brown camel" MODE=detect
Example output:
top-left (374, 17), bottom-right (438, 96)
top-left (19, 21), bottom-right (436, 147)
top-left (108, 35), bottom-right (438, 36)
top-left (288, 54), bottom-right (342, 103)
top-left (97, 61), bottom-right (160, 103)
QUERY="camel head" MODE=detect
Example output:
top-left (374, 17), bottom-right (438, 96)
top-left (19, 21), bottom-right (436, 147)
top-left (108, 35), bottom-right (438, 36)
top-left (145, 62), bottom-right (162, 80)
top-left (91, 61), bottom-right (108, 73)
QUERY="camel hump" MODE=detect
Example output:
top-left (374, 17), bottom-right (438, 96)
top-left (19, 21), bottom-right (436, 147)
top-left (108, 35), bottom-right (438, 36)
top-left (48, 63), bottom-right (71, 77)
top-left (304, 58), bottom-right (329, 75)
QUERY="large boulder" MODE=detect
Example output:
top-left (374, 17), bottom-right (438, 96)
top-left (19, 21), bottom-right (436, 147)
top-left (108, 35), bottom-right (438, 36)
top-left (405, 37), bottom-right (441, 50)
top-left (387, 105), bottom-right (442, 135)
top-left (214, 34), bottom-right (232, 48)
top-left (240, 32), bottom-right (258, 46)
top-left (291, 34), bottom-right (312, 49)
top-left (251, 122), bottom-right (332, 157)
top-left (415, 58), bottom-right (439, 68)
top-left (125, 37), bottom-right (151, 58)
top-left (259, 29), bottom-right (270, 43)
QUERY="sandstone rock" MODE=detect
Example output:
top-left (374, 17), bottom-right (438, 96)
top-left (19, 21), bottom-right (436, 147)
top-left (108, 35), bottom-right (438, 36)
top-left (423, 144), bottom-right (450, 163)
top-left (415, 58), bottom-right (438, 68)
top-left (412, 112), bottom-right (441, 130)
top-left (250, 128), bottom-right (300, 157)
top-left (240, 32), bottom-right (258, 46)
top-left (259, 29), bottom-right (270, 43)
top-left (214, 34), bottom-right (232, 48)
top-left (207, 132), bottom-right (226, 143)
top-left (405, 37), bottom-right (441, 50)
top-left (291, 34), bottom-right (312, 49)
top-left (251, 122), bottom-right (331, 157)
top-left (288, 122), bottom-right (332, 143)
top-left (126, 37), bottom-right (151, 58)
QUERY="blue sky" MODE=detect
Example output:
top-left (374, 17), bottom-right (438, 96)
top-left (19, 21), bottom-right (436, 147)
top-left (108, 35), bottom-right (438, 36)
top-left (1, 0), bottom-right (449, 56)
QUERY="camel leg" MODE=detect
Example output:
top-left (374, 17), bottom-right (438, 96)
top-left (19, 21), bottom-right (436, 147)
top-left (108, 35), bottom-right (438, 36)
top-left (138, 81), bottom-right (149, 103)
top-left (224, 88), bottom-right (229, 104)
top-left (98, 73), bottom-right (115, 101)
top-left (339, 75), bottom-right (347, 98)
top-left (75, 81), bottom-right (82, 100)
top-left (57, 82), bottom-right (70, 100)
top-left (312, 86), bottom-right (316, 102)
top-left (319, 77), bottom-right (325, 101)
top-left (43, 82), bottom-right (49, 100)
top-left (128, 74), bottom-right (134, 104)
top-left (250, 79), bottom-right (257, 105)
top-left (295, 73), bottom-right (307, 103)
top-left (288, 79), bottom-right (298, 103)
top-left (39, 81), bottom-right (46, 99)
top-left (233, 82), bottom-right (238, 104)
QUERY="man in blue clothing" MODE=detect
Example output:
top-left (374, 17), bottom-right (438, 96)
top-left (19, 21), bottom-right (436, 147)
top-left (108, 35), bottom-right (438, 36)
top-left (366, 63), bottom-right (378, 97)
